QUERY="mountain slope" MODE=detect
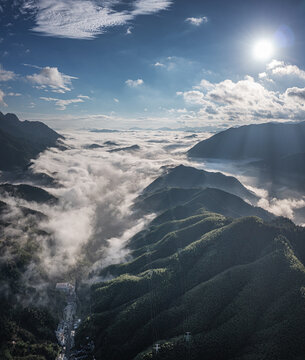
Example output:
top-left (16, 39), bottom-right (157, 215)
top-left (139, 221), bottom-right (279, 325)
top-left (78, 214), bottom-right (305, 360)
top-left (144, 165), bottom-right (257, 203)
top-left (0, 112), bottom-right (63, 171)
top-left (0, 183), bottom-right (57, 204)
top-left (187, 121), bottom-right (305, 160)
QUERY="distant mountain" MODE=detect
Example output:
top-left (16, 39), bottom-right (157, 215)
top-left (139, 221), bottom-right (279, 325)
top-left (109, 144), bottom-right (140, 153)
top-left (90, 129), bottom-right (120, 133)
top-left (83, 143), bottom-right (104, 149)
top-left (0, 112), bottom-right (63, 171)
top-left (187, 121), bottom-right (305, 160)
top-left (144, 165), bottom-right (257, 203)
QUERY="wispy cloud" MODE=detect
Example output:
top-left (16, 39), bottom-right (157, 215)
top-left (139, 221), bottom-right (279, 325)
top-left (0, 89), bottom-right (7, 106)
top-left (132, 0), bottom-right (172, 15)
top-left (185, 16), bottom-right (208, 26)
top-left (0, 64), bottom-right (16, 81)
top-left (125, 78), bottom-right (144, 87)
top-left (40, 94), bottom-right (89, 110)
top-left (27, 66), bottom-right (77, 93)
top-left (22, 0), bottom-right (172, 40)
top-left (7, 92), bottom-right (21, 96)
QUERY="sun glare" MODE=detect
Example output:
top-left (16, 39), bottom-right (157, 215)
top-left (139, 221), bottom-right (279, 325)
top-left (253, 39), bottom-right (274, 61)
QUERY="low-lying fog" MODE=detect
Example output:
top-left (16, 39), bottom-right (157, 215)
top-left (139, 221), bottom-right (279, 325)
top-left (1, 130), bottom-right (304, 285)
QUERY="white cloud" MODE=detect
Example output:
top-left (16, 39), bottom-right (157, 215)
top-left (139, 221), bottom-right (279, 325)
top-left (285, 87), bottom-right (305, 101)
top-left (23, 0), bottom-right (172, 40)
top-left (185, 16), bottom-right (208, 26)
top-left (40, 94), bottom-right (89, 110)
top-left (259, 72), bottom-right (267, 79)
top-left (258, 197), bottom-right (305, 219)
top-left (27, 66), bottom-right (77, 93)
top-left (125, 78), bottom-right (144, 87)
top-left (177, 90), bottom-right (205, 105)
top-left (0, 89), bottom-right (7, 106)
top-left (154, 62), bottom-right (165, 67)
top-left (178, 69), bottom-right (305, 125)
top-left (7, 92), bottom-right (21, 96)
top-left (0, 64), bottom-right (16, 81)
top-left (266, 59), bottom-right (305, 81)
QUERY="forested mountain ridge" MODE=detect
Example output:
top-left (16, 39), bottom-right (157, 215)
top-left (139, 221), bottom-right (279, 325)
top-left (77, 166), bottom-right (305, 360)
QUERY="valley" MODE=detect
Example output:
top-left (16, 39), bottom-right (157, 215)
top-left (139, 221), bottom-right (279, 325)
top-left (0, 114), bottom-right (304, 360)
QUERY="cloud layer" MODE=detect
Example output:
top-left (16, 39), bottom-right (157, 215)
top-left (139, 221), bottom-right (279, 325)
top-left (22, 0), bottom-right (172, 39)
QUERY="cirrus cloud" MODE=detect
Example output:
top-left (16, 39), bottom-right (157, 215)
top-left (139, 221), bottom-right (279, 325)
top-left (22, 0), bottom-right (172, 40)
top-left (40, 94), bottom-right (89, 110)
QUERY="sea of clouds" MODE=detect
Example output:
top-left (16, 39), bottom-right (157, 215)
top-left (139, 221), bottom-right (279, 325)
top-left (1, 129), bottom-right (304, 290)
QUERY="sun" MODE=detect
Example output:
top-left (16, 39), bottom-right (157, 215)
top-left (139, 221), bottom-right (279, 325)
top-left (253, 39), bottom-right (274, 61)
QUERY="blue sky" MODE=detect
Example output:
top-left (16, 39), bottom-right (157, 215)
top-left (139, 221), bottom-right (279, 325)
top-left (1, 0), bottom-right (305, 129)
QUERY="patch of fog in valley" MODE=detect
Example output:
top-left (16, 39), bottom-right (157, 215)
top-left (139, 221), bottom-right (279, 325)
top-left (194, 158), bottom-right (305, 226)
top-left (0, 130), bottom-right (209, 285)
top-left (1, 129), bottom-right (304, 297)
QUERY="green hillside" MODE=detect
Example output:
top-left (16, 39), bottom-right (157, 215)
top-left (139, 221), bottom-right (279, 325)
top-left (78, 204), bottom-right (305, 360)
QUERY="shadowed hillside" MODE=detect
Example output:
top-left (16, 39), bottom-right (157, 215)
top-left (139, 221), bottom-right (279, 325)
top-left (187, 122), bottom-right (305, 161)
top-left (0, 112), bottom-right (63, 171)
top-left (144, 165), bottom-right (257, 203)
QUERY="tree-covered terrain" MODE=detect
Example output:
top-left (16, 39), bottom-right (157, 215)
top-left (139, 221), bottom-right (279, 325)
top-left (77, 176), bottom-right (305, 360)
top-left (0, 198), bottom-right (61, 360)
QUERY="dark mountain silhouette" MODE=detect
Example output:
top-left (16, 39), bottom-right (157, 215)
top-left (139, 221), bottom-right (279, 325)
top-left (144, 165), bottom-right (257, 203)
top-left (0, 183), bottom-right (57, 204)
top-left (84, 143), bottom-right (104, 149)
top-left (187, 121), bottom-right (305, 160)
top-left (0, 112), bottom-right (63, 171)
top-left (109, 144), bottom-right (140, 153)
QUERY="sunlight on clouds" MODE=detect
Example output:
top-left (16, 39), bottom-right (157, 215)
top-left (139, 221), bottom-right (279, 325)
top-left (178, 60), bottom-right (305, 126)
